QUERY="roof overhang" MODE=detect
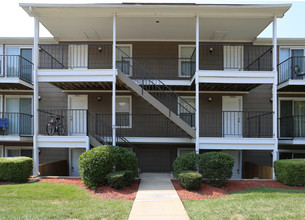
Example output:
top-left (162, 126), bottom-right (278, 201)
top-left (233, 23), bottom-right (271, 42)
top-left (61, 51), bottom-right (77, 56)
top-left (20, 3), bottom-right (291, 42)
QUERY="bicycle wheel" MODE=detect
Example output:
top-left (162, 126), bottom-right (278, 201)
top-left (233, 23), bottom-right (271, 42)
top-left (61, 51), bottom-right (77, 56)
top-left (46, 123), bottom-right (55, 136)
top-left (57, 124), bottom-right (65, 136)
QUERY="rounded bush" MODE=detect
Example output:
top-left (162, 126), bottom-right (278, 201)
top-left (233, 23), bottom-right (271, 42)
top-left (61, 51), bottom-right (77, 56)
top-left (107, 170), bottom-right (134, 189)
top-left (173, 152), bottom-right (199, 176)
top-left (274, 159), bottom-right (305, 186)
top-left (78, 145), bottom-right (138, 188)
top-left (178, 171), bottom-right (202, 190)
top-left (199, 152), bottom-right (234, 187)
top-left (0, 157), bottom-right (33, 183)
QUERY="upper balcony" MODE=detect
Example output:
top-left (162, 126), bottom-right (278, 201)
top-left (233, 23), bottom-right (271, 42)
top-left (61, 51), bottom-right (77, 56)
top-left (0, 55), bottom-right (33, 90)
top-left (197, 44), bottom-right (275, 91)
top-left (38, 42), bottom-right (274, 90)
top-left (278, 56), bottom-right (305, 91)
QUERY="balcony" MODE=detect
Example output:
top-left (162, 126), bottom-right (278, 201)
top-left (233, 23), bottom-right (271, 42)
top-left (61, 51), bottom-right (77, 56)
top-left (278, 56), bottom-right (305, 91)
top-left (199, 110), bottom-right (275, 150)
top-left (37, 43), bottom-right (114, 90)
top-left (198, 44), bottom-right (274, 91)
top-left (37, 109), bottom-right (89, 149)
top-left (0, 112), bottom-right (33, 141)
top-left (38, 43), bottom-right (274, 89)
top-left (0, 55), bottom-right (33, 90)
top-left (279, 115), bottom-right (305, 145)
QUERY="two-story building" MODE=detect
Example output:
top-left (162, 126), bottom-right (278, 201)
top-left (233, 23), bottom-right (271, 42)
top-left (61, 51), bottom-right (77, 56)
top-left (2, 2), bottom-right (303, 179)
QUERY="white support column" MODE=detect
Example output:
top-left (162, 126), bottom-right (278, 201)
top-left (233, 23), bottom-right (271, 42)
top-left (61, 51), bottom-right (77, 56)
top-left (33, 16), bottom-right (40, 175)
top-left (112, 13), bottom-right (117, 146)
top-left (195, 14), bottom-right (200, 154)
top-left (272, 15), bottom-right (278, 179)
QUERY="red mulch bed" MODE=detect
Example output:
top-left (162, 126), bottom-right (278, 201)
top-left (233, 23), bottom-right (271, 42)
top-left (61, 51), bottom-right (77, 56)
top-left (36, 177), bottom-right (140, 201)
top-left (172, 180), bottom-right (305, 201)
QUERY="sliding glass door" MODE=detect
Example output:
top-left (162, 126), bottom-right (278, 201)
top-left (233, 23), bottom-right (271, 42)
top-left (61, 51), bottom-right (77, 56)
top-left (6, 97), bottom-right (32, 135)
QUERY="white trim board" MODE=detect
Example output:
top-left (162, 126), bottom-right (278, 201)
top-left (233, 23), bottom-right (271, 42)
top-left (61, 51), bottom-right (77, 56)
top-left (278, 80), bottom-right (305, 90)
top-left (37, 69), bottom-right (114, 82)
top-left (0, 78), bottom-right (33, 89)
top-left (199, 138), bottom-right (276, 150)
top-left (198, 70), bottom-right (275, 84)
top-left (37, 136), bottom-right (89, 149)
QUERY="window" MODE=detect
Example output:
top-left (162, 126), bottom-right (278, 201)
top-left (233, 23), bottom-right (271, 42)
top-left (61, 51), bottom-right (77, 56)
top-left (116, 45), bottom-right (132, 76)
top-left (279, 152), bottom-right (305, 160)
top-left (177, 148), bottom-right (195, 156)
top-left (280, 99), bottom-right (305, 138)
top-left (178, 96), bottom-right (195, 128)
top-left (116, 96), bottom-right (132, 128)
top-left (179, 45), bottom-right (196, 77)
top-left (6, 147), bottom-right (32, 158)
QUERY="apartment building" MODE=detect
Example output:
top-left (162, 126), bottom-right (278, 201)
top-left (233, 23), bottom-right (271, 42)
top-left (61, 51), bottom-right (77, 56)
top-left (2, 3), bottom-right (304, 178)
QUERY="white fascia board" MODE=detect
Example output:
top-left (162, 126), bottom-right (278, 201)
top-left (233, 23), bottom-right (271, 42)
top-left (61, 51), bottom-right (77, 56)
top-left (0, 78), bottom-right (33, 89)
top-left (37, 69), bottom-right (113, 82)
top-left (37, 136), bottom-right (88, 148)
top-left (119, 137), bottom-right (194, 143)
top-left (198, 70), bottom-right (274, 84)
top-left (278, 79), bottom-right (305, 90)
top-left (0, 136), bottom-right (33, 142)
top-left (199, 137), bottom-right (276, 150)
top-left (278, 139), bottom-right (305, 145)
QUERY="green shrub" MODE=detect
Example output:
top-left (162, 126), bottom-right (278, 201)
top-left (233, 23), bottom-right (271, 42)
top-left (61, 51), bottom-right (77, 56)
top-left (173, 152), bottom-right (199, 176)
top-left (274, 159), bottom-right (305, 186)
top-left (0, 157), bottom-right (33, 183)
top-left (107, 170), bottom-right (134, 189)
top-left (178, 171), bottom-right (202, 190)
top-left (199, 152), bottom-right (234, 187)
top-left (78, 145), bottom-right (138, 188)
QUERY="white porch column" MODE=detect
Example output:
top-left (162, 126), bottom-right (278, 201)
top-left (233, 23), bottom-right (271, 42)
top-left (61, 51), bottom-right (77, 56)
top-left (272, 15), bottom-right (279, 179)
top-left (112, 13), bottom-right (117, 146)
top-left (195, 14), bottom-right (200, 154)
top-left (33, 16), bottom-right (40, 175)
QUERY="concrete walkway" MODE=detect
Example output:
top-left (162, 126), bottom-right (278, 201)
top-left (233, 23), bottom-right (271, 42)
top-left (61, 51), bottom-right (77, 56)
top-left (129, 173), bottom-right (189, 220)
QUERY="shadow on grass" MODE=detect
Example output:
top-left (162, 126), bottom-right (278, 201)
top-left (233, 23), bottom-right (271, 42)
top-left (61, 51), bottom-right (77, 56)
top-left (231, 187), bottom-right (305, 195)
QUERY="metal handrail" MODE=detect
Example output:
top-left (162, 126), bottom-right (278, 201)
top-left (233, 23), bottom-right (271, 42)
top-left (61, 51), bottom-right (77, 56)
top-left (88, 112), bottom-right (135, 149)
top-left (116, 46), bottom-right (196, 119)
top-left (0, 55), bottom-right (33, 83)
top-left (39, 47), bottom-right (65, 68)
top-left (246, 47), bottom-right (273, 70)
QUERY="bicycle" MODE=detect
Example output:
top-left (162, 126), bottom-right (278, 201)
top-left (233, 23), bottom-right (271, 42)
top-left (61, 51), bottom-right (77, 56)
top-left (46, 114), bottom-right (65, 136)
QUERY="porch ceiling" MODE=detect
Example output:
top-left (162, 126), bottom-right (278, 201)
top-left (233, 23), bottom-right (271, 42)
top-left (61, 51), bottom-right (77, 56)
top-left (199, 83), bottom-right (259, 91)
top-left (50, 81), bottom-right (114, 90)
top-left (278, 85), bottom-right (305, 92)
top-left (20, 3), bottom-right (290, 42)
top-left (0, 83), bottom-right (33, 90)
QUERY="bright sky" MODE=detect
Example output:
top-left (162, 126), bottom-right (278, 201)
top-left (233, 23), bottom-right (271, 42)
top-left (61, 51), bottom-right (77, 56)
top-left (0, 0), bottom-right (304, 39)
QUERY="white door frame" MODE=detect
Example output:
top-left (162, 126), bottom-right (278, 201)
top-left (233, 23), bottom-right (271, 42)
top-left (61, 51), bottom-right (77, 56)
top-left (68, 95), bottom-right (88, 136)
top-left (69, 148), bottom-right (86, 176)
top-left (223, 150), bottom-right (242, 179)
top-left (222, 96), bottom-right (243, 138)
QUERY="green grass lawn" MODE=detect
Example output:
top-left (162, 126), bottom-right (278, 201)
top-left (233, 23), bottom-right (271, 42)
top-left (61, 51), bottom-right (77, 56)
top-left (0, 182), bottom-right (132, 220)
top-left (184, 187), bottom-right (305, 220)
